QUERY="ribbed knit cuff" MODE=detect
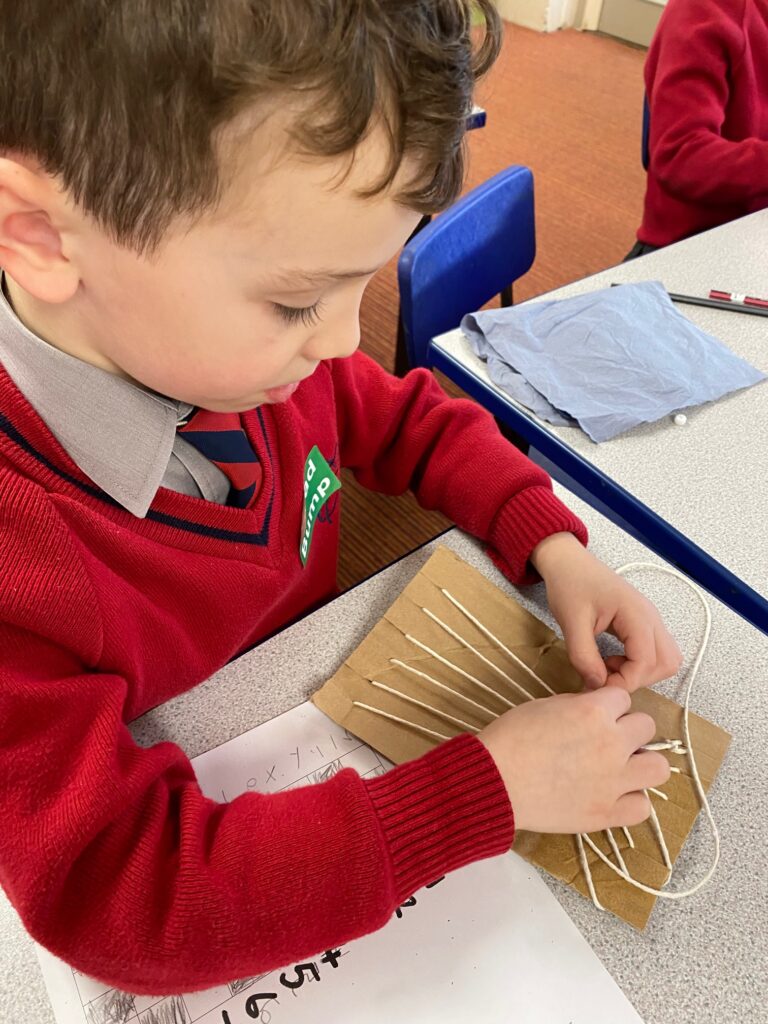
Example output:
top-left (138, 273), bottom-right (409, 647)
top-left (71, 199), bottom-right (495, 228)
top-left (364, 734), bottom-right (514, 903)
top-left (488, 485), bottom-right (588, 584)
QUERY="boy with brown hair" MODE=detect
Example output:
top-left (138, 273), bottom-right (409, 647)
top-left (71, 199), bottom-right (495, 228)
top-left (0, 0), bottom-right (680, 994)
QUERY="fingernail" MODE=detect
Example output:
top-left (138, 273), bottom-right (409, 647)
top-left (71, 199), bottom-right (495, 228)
top-left (586, 674), bottom-right (604, 690)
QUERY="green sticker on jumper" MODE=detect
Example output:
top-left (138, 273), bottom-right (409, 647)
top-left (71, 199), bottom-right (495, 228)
top-left (300, 446), bottom-right (341, 566)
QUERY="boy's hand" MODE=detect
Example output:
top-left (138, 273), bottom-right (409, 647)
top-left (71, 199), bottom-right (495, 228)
top-left (479, 687), bottom-right (670, 834)
top-left (530, 533), bottom-right (683, 693)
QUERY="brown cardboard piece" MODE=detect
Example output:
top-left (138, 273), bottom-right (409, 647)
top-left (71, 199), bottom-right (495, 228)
top-left (313, 546), bottom-right (731, 929)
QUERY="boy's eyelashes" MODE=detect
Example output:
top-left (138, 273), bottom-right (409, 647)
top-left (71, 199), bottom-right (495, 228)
top-left (272, 299), bottom-right (325, 329)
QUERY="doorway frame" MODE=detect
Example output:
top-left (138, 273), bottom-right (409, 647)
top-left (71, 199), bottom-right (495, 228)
top-left (580, 0), bottom-right (605, 29)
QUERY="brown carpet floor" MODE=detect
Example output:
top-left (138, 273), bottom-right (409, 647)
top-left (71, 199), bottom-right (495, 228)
top-left (338, 24), bottom-right (647, 592)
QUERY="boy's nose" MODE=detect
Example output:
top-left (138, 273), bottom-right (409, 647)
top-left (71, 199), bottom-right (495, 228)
top-left (302, 321), bottom-right (360, 362)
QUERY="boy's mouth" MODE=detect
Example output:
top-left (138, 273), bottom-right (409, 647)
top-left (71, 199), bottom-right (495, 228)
top-left (263, 381), bottom-right (301, 403)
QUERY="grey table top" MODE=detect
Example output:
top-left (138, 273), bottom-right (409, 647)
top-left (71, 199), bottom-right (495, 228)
top-left (433, 210), bottom-right (768, 602)
top-left (2, 484), bottom-right (766, 1024)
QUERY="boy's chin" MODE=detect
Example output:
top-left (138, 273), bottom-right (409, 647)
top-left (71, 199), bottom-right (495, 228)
top-left (196, 380), bottom-right (300, 412)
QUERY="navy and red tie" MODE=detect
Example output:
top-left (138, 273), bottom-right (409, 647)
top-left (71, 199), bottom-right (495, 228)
top-left (177, 408), bottom-right (262, 508)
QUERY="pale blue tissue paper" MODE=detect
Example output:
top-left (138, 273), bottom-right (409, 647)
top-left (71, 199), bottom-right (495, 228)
top-left (461, 281), bottom-right (766, 442)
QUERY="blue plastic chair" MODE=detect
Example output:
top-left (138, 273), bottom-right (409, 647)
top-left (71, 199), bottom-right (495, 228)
top-left (397, 165), bottom-right (535, 370)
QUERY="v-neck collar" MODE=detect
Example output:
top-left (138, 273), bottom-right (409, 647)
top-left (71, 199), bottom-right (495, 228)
top-left (0, 276), bottom-right (196, 516)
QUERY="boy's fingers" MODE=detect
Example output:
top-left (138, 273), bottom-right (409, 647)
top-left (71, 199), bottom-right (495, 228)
top-left (626, 751), bottom-right (672, 792)
top-left (654, 625), bottom-right (684, 679)
top-left (611, 791), bottom-right (651, 828)
top-left (588, 683), bottom-right (632, 719)
top-left (563, 613), bottom-right (608, 690)
top-left (604, 629), bottom-right (682, 691)
top-left (617, 710), bottom-right (656, 752)
top-left (611, 618), bottom-right (658, 690)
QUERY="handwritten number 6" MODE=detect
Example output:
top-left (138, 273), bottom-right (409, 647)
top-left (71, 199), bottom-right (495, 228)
top-left (246, 993), bottom-right (278, 1019)
top-left (223, 996), bottom-right (277, 1022)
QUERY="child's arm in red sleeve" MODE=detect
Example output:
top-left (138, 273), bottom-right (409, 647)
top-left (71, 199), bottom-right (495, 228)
top-left (647, 1), bottom-right (768, 204)
top-left (0, 486), bottom-right (512, 994)
top-left (329, 352), bottom-right (587, 583)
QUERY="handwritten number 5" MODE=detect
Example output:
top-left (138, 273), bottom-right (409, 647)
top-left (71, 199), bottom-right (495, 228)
top-left (279, 962), bottom-right (320, 989)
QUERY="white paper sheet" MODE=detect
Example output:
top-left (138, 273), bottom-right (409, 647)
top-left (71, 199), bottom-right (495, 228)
top-left (35, 702), bottom-right (643, 1024)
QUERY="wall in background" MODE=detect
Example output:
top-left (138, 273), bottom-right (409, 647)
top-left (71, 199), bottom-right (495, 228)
top-left (580, 0), bottom-right (664, 40)
top-left (496, 0), bottom-right (661, 35)
top-left (496, 0), bottom-right (580, 31)
top-left (597, 0), bottom-right (663, 45)
top-left (495, 0), bottom-right (548, 31)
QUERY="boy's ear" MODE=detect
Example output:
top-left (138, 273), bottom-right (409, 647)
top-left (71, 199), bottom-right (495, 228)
top-left (0, 157), bottom-right (80, 303)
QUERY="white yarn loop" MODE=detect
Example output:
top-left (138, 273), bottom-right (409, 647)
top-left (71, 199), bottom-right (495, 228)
top-left (354, 560), bottom-right (720, 911)
top-left (577, 561), bottom-right (719, 903)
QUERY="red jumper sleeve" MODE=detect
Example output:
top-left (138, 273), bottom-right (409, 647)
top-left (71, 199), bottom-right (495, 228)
top-left (646, 0), bottom-right (768, 204)
top-left (0, 477), bottom-right (513, 994)
top-left (330, 352), bottom-right (587, 583)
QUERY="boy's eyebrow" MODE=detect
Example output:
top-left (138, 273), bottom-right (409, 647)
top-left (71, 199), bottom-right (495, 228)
top-left (268, 264), bottom-right (385, 286)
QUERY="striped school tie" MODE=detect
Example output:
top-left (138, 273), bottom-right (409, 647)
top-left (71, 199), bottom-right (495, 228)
top-left (177, 408), bottom-right (262, 508)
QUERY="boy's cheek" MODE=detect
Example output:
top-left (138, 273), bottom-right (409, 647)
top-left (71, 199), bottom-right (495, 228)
top-left (138, 317), bottom-right (293, 404)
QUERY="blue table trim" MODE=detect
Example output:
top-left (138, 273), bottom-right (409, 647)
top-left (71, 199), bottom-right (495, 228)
top-left (431, 343), bottom-right (768, 635)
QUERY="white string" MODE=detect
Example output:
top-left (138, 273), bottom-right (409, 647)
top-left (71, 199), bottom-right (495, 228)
top-left (576, 833), bottom-right (605, 911)
top-left (642, 739), bottom-right (688, 754)
top-left (352, 702), bottom-right (450, 741)
top-left (402, 635), bottom-right (515, 708)
top-left (576, 560), bottom-right (719, 903)
top-left (368, 680), bottom-right (479, 734)
top-left (440, 589), bottom-right (557, 695)
top-left (353, 560), bottom-right (719, 910)
top-left (646, 793), bottom-right (673, 872)
top-left (621, 826), bottom-right (635, 850)
top-left (389, 658), bottom-right (496, 719)
top-left (605, 829), bottom-right (628, 873)
top-left (421, 607), bottom-right (537, 702)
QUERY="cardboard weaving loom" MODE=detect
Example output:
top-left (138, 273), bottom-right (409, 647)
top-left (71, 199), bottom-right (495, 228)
top-left (313, 547), bottom-right (731, 929)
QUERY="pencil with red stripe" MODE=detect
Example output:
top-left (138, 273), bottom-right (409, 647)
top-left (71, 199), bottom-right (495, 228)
top-left (709, 289), bottom-right (768, 310)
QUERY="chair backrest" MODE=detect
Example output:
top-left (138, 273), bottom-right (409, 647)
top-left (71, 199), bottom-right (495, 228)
top-left (641, 93), bottom-right (651, 170)
top-left (397, 165), bottom-right (535, 368)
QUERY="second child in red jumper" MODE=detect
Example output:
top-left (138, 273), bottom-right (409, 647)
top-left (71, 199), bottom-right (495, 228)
top-left (0, 0), bottom-right (681, 995)
top-left (630, 0), bottom-right (768, 257)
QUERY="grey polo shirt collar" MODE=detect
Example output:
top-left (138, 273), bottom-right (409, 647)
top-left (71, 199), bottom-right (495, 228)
top-left (0, 278), bottom-right (225, 517)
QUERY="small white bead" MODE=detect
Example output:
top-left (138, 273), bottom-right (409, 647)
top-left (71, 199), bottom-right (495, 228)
top-left (673, 413), bottom-right (687, 426)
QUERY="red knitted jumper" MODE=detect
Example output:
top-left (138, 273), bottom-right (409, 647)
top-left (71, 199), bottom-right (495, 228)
top-left (639, 0), bottom-right (768, 247)
top-left (0, 350), bottom-right (586, 994)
